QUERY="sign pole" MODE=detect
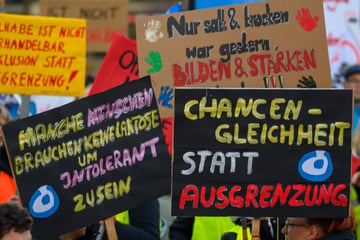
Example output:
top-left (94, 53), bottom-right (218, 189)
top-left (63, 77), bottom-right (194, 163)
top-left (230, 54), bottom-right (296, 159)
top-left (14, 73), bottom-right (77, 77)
top-left (241, 217), bottom-right (248, 240)
top-left (19, 95), bottom-right (30, 119)
top-left (104, 217), bottom-right (118, 240)
top-left (252, 218), bottom-right (260, 240)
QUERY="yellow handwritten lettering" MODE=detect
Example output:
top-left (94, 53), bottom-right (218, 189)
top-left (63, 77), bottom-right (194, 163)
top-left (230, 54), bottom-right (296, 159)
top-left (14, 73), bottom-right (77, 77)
top-left (252, 99), bottom-right (266, 119)
top-left (217, 98), bottom-right (232, 119)
top-left (184, 100), bottom-right (198, 120)
top-left (73, 194), bottom-right (86, 212)
top-left (72, 176), bottom-right (131, 213)
top-left (215, 124), bottom-right (232, 144)
top-left (269, 98), bottom-right (285, 120)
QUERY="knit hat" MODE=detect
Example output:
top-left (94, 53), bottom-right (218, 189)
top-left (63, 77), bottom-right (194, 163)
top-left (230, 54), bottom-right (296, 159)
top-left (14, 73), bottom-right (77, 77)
top-left (344, 64), bottom-right (360, 79)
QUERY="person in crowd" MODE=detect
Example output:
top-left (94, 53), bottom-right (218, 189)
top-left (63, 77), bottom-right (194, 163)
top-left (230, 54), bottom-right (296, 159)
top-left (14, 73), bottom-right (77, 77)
top-left (344, 111), bottom-right (360, 239)
top-left (0, 202), bottom-right (33, 240)
top-left (58, 225), bottom-right (100, 240)
top-left (342, 64), bottom-right (360, 134)
top-left (58, 199), bottom-right (160, 240)
top-left (336, 64), bottom-right (360, 238)
top-left (105, 199), bottom-right (160, 240)
top-left (169, 216), bottom-right (236, 240)
top-left (169, 216), bottom-right (252, 240)
top-left (351, 126), bottom-right (360, 181)
top-left (169, 216), bottom-right (285, 240)
top-left (159, 195), bottom-right (174, 240)
top-left (0, 146), bottom-right (16, 204)
top-left (281, 214), bottom-right (355, 240)
top-left (350, 124), bottom-right (360, 239)
top-left (0, 106), bottom-right (16, 203)
top-left (221, 217), bottom-right (286, 240)
top-left (0, 105), bottom-right (11, 147)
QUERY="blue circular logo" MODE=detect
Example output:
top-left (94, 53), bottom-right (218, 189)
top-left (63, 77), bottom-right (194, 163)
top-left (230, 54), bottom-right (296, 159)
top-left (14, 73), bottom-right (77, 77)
top-left (298, 150), bottom-right (333, 182)
top-left (160, 217), bottom-right (167, 238)
top-left (29, 185), bottom-right (60, 218)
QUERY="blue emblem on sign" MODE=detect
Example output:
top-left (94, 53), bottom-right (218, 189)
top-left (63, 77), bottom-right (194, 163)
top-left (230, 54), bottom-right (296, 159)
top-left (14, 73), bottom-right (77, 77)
top-left (298, 150), bottom-right (333, 182)
top-left (29, 185), bottom-right (60, 218)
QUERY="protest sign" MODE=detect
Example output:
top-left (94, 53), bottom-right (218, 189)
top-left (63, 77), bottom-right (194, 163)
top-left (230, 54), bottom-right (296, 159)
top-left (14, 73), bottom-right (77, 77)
top-left (0, 13), bottom-right (86, 97)
top-left (172, 88), bottom-right (352, 217)
top-left (89, 34), bottom-right (138, 95)
top-left (1, 76), bottom-right (171, 239)
top-left (40, 0), bottom-right (128, 53)
top-left (88, 33), bottom-right (173, 155)
top-left (136, 0), bottom-right (331, 119)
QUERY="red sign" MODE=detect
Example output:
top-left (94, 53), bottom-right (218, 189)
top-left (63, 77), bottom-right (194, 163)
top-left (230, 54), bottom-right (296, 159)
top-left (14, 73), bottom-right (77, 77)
top-left (89, 34), bottom-right (138, 95)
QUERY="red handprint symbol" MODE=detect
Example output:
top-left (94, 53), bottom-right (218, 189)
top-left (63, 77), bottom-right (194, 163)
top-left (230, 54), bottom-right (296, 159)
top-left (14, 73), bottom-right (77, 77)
top-left (296, 8), bottom-right (319, 32)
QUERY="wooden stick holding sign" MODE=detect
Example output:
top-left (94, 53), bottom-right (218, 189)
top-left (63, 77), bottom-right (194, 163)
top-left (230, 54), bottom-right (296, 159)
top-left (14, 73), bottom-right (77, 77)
top-left (241, 218), bottom-right (248, 240)
top-left (104, 217), bottom-right (118, 240)
top-left (252, 218), bottom-right (261, 240)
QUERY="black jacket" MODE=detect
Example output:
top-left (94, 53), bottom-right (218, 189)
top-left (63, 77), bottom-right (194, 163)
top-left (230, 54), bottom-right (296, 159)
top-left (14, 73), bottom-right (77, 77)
top-left (0, 146), bottom-right (11, 175)
top-left (317, 230), bottom-right (355, 240)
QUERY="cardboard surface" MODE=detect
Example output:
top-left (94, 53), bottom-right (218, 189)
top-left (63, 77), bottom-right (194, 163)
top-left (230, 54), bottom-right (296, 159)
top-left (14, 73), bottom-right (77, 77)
top-left (136, 0), bottom-right (331, 119)
top-left (40, 0), bottom-right (128, 53)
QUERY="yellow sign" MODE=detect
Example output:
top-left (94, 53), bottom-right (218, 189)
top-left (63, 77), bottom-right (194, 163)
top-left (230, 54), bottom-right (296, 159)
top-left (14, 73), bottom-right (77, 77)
top-left (0, 14), bottom-right (86, 97)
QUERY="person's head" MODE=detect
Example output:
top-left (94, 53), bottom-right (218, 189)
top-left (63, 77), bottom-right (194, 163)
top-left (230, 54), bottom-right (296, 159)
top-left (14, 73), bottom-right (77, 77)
top-left (0, 106), bottom-right (10, 146)
top-left (0, 106), bottom-right (10, 127)
top-left (281, 216), bottom-right (355, 240)
top-left (0, 203), bottom-right (33, 240)
top-left (343, 64), bottom-right (360, 107)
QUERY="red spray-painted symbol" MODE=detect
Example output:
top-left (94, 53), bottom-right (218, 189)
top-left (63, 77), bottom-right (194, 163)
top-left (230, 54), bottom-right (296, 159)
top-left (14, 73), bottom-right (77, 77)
top-left (296, 8), bottom-right (319, 32)
top-left (66, 70), bottom-right (79, 90)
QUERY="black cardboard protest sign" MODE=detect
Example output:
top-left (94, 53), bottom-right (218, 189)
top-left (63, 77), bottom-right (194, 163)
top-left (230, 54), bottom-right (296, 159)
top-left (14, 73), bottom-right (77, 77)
top-left (2, 76), bottom-right (171, 239)
top-left (172, 88), bottom-right (352, 217)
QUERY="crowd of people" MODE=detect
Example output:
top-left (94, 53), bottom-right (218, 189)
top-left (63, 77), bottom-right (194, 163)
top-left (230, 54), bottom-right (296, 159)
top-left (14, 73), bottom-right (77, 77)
top-left (0, 64), bottom-right (358, 240)
top-left (0, 198), bottom-right (356, 240)
top-left (1, 0), bottom-right (359, 239)
top-left (1, 67), bottom-right (360, 240)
